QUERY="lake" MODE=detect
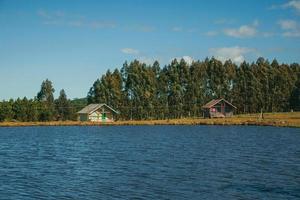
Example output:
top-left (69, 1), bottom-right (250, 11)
top-left (0, 126), bottom-right (299, 199)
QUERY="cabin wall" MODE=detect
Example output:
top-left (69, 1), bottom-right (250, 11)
top-left (105, 112), bottom-right (114, 121)
top-left (209, 110), bottom-right (225, 118)
top-left (78, 104), bottom-right (117, 122)
top-left (88, 111), bottom-right (102, 122)
top-left (88, 108), bottom-right (115, 122)
top-left (79, 114), bottom-right (88, 121)
top-left (203, 109), bottom-right (211, 118)
top-left (225, 106), bottom-right (233, 113)
top-left (203, 104), bottom-right (235, 118)
top-left (225, 111), bottom-right (233, 117)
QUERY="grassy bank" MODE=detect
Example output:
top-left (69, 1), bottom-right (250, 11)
top-left (0, 112), bottom-right (299, 128)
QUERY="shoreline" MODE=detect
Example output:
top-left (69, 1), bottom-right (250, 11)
top-left (0, 113), bottom-right (299, 128)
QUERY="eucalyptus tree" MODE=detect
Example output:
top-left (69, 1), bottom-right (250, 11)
top-left (36, 79), bottom-right (56, 121)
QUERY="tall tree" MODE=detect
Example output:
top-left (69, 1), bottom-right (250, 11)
top-left (0, 99), bottom-right (14, 122)
top-left (12, 97), bottom-right (28, 121)
top-left (37, 79), bottom-right (56, 121)
top-left (55, 89), bottom-right (72, 120)
top-left (86, 58), bottom-right (300, 119)
top-left (290, 80), bottom-right (300, 111)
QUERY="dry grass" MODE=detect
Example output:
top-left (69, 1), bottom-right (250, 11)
top-left (0, 112), bottom-right (299, 128)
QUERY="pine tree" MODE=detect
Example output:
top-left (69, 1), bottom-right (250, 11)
top-left (55, 89), bottom-right (71, 120)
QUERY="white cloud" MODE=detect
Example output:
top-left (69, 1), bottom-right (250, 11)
top-left (214, 18), bottom-right (236, 25)
top-left (182, 56), bottom-right (194, 65)
top-left (68, 20), bottom-right (83, 27)
top-left (262, 32), bottom-right (275, 37)
top-left (139, 26), bottom-right (155, 32)
top-left (138, 57), bottom-right (156, 65)
top-left (187, 28), bottom-right (197, 33)
top-left (270, 0), bottom-right (300, 12)
top-left (171, 27), bottom-right (199, 33)
top-left (54, 10), bottom-right (65, 17)
top-left (121, 48), bottom-right (139, 55)
top-left (224, 21), bottom-right (258, 38)
top-left (172, 27), bottom-right (182, 32)
top-left (89, 21), bottom-right (116, 29)
top-left (253, 19), bottom-right (259, 26)
top-left (224, 25), bottom-right (257, 38)
top-left (37, 9), bottom-right (116, 29)
top-left (172, 56), bottom-right (194, 65)
top-left (278, 19), bottom-right (297, 30)
top-left (43, 20), bottom-right (63, 25)
top-left (210, 46), bottom-right (255, 64)
top-left (283, 0), bottom-right (300, 12)
top-left (205, 31), bottom-right (218, 36)
top-left (37, 9), bottom-right (51, 19)
top-left (278, 19), bottom-right (300, 37)
top-left (283, 31), bottom-right (300, 37)
top-left (37, 9), bottom-right (65, 19)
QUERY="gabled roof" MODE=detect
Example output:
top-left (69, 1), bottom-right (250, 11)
top-left (77, 103), bottom-right (119, 114)
top-left (202, 98), bottom-right (236, 109)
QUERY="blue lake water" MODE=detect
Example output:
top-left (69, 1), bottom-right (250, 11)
top-left (0, 125), bottom-right (299, 199)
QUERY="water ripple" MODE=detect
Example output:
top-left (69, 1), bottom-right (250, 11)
top-left (0, 126), bottom-right (299, 199)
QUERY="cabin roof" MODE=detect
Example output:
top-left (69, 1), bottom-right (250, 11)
top-left (77, 103), bottom-right (118, 114)
top-left (202, 98), bottom-right (236, 109)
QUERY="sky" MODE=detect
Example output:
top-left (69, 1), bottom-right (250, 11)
top-left (1, 0), bottom-right (300, 100)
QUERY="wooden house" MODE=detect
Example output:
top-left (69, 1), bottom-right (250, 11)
top-left (77, 104), bottom-right (118, 122)
top-left (202, 99), bottom-right (236, 118)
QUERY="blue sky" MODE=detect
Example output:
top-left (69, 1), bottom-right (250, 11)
top-left (1, 0), bottom-right (300, 100)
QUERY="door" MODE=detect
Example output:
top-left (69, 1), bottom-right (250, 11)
top-left (102, 113), bottom-right (106, 122)
top-left (221, 103), bottom-right (225, 115)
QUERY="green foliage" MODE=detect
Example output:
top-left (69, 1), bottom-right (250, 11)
top-left (37, 79), bottom-right (55, 102)
top-left (55, 89), bottom-right (72, 121)
top-left (290, 80), bottom-right (300, 111)
top-left (87, 58), bottom-right (300, 120)
top-left (12, 98), bottom-right (28, 121)
top-left (0, 58), bottom-right (299, 122)
top-left (37, 79), bottom-right (56, 121)
top-left (0, 79), bottom-right (77, 122)
top-left (0, 100), bottom-right (14, 122)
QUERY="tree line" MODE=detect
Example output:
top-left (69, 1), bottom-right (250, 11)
top-left (87, 57), bottom-right (300, 120)
top-left (0, 79), bottom-right (87, 122)
top-left (0, 57), bottom-right (299, 122)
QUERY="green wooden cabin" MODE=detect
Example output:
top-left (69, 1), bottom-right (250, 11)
top-left (77, 104), bottom-right (118, 122)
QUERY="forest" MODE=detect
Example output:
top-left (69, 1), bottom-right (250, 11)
top-left (0, 57), bottom-right (300, 122)
top-left (0, 79), bottom-right (87, 122)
